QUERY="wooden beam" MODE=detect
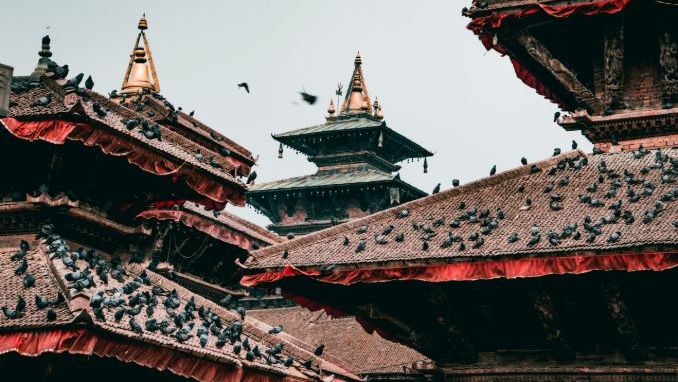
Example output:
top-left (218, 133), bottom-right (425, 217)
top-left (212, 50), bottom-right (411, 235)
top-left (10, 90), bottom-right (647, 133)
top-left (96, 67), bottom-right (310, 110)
top-left (530, 288), bottom-right (575, 361)
top-left (426, 289), bottom-right (477, 363)
top-left (603, 18), bottom-right (627, 113)
top-left (600, 281), bottom-right (646, 361)
top-left (511, 29), bottom-right (603, 112)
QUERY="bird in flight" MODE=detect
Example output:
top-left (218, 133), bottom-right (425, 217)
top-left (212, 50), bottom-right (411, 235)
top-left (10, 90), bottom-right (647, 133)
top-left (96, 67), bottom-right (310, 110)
top-left (237, 82), bottom-right (250, 93)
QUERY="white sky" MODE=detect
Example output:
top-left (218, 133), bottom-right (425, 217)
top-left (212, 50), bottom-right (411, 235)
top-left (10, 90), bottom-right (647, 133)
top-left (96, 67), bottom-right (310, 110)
top-left (1, 0), bottom-right (591, 227)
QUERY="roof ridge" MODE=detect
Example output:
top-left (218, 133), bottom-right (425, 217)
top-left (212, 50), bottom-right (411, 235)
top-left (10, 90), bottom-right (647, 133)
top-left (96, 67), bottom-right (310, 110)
top-left (247, 149), bottom-right (586, 262)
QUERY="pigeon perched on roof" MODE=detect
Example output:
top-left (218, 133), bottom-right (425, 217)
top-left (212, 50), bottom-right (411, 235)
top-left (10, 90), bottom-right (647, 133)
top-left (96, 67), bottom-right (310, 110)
top-left (246, 171), bottom-right (258, 185)
top-left (269, 325), bottom-right (283, 334)
top-left (490, 165), bottom-right (496, 176)
top-left (314, 344), bottom-right (325, 356)
top-left (432, 183), bottom-right (441, 194)
top-left (31, 93), bottom-right (52, 107)
top-left (85, 75), bottom-right (94, 90)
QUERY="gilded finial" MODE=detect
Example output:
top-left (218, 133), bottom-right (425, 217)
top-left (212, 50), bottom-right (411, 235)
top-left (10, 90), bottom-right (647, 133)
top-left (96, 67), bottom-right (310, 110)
top-left (376, 105), bottom-right (384, 120)
top-left (39, 35), bottom-right (52, 58)
top-left (328, 99), bottom-right (335, 115)
top-left (355, 50), bottom-right (361, 66)
top-left (138, 14), bottom-right (148, 30)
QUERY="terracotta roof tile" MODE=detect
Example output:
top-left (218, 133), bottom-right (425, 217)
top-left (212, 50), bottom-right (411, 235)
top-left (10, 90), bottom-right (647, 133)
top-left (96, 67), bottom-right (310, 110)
top-left (0, 243), bottom-right (74, 329)
top-left (0, 230), bottom-right (360, 381)
top-left (249, 306), bottom-right (431, 374)
top-left (247, 149), bottom-right (678, 270)
top-left (7, 78), bottom-right (247, 193)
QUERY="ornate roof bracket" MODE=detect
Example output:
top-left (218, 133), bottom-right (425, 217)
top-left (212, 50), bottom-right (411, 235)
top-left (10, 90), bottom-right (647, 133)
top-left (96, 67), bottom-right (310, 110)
top-left (509, 28), bottom-right (603, 112)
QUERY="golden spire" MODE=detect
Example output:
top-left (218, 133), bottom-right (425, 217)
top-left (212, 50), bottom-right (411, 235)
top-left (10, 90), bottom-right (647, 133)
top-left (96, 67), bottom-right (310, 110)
top-left (374, 97), bottom-right (384, 120)
top-left (121, 14), bottom-right (160, 96)
top-left (327, 99), bottom-right (335, 115)
top-left (341, 51), bottom-right (373, 115)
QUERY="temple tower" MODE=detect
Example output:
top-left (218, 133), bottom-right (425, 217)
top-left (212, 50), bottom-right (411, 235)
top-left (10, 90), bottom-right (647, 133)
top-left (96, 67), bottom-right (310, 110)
top-left (465, 0), bottom-right (676, 151)
top-left (248, 53), bottom-right (432, 235)
top-left (120, 14), bottom-right (160, 97)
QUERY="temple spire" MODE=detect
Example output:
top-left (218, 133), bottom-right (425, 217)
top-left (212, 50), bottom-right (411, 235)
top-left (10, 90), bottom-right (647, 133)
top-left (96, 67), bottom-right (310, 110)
top-left (340, 51), bottom-right (373, 115)
top-left (31, 35), bottom-right (52, 78)
top-left (121, 14), bottom-right (160, 96)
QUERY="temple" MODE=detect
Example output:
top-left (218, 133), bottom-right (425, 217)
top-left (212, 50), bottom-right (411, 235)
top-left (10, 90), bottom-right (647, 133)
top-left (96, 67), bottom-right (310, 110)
top-left (241, 1), bottom-right (678, 381)
top-left (0, 16), bottom-right (361, 382)
top-left (248, 53), bottom-right (432, 235)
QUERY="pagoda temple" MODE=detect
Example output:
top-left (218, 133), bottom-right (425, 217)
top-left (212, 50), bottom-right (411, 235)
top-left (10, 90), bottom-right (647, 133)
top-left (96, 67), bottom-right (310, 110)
top-left (0, 17), bottom-right (361, 382)
top-left (248, 53), bottom-right (432, 235)
top-left (241, 1), bottom-right (678, 381)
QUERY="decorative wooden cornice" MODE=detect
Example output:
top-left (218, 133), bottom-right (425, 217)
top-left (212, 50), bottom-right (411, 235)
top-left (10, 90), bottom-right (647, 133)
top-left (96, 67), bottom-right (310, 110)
top-left (511, 29), bottom-right (602, 112)
top-left (558, 107), bottom-right (678, 144)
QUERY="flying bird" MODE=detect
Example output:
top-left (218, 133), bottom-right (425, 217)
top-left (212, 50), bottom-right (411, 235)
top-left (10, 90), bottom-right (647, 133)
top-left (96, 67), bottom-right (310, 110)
top-left (299, 91), bottom-right (317, 105)
top-left (237, 82), bottom-right (250, 93)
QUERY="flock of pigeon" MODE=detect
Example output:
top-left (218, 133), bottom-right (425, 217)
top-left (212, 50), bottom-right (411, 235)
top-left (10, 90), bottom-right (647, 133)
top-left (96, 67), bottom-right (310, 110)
top-left (1, 223), bottom-right (326, 371)
top-left (272, 145), bottom-right (676, 263)
top-left (2, 239), bottom-right (63, 321)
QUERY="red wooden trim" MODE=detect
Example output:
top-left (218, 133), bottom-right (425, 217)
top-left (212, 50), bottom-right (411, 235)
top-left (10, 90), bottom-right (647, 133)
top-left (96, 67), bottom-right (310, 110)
top-left (0, 117), bottom-right (243, 208)
top-left (240, 251), bottom-right (678, 286)
top-left (137, 208), bottom-right (254, 250)
top-left (0, 328), bottom-right (306, 382)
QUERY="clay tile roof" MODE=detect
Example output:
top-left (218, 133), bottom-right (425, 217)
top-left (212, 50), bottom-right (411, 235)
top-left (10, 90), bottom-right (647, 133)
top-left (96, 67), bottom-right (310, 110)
top-left (246, 148), bottom-right (678, 271)
top-left (250, 167), bottom-right (401, 192)
top-left (249, 306), bottom-right (431, 375)
top-left (137, 95), bottom-right (255, 167)
top-left (137, 203), bottom-right (284, 248)
top-left (0, 242), bottom-right (74, 329)
top-left (6, 77), bottom-right (249, 205)
top-left (0, 231), bottom-right (360, 381)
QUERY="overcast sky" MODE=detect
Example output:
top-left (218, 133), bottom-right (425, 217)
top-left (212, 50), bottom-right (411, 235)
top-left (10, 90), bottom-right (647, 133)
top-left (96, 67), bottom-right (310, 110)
top-left (2, 0), bottom-right (590, 227)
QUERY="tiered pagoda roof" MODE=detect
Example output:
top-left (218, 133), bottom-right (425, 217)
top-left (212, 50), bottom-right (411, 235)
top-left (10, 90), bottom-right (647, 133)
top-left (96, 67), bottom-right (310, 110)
top-left (248, 53), bottom-right (432, 235)
top-left (0, 237), bottom-right (360, 382)
top-left (243, 148), bottom-right (677, 275)
top-left (240, 1), bottom-right (678, 374)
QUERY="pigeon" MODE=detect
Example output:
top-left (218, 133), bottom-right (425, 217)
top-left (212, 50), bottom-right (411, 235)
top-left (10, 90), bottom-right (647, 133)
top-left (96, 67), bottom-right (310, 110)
top-left (357, 225), bottom-right (369, 234)
top-left (553, 148), bottom-right (561, 156)
top-left (521, 157), bottom-right (528, 165)
top-left (355, 240), bottom-right (366, 253)
top-left (46, 309), bottom-right (57, 321)
top-left (553, 111), bottom-right (561, 122)
top-left (283, 356), bottom-right (294, 367)
top-left (35, 294), bottom-right (50, 309)
top-left (432, 183), bottom-right (441, 194)
top-left (31, 93), bottom-right (53, 107)
top-left (237, 83), bottom-right (250, 93)
top-left (189, 110), bottom-right (195, 116)
top-left (452, 179), bottom-right (460, 187)
top-left (269, 325), bottom-right (283, 334)
top-left (342, 236), bottom-right (349, 246)
top-left (130, 317), bottom-right (143, 334)
top-left (489, 165), bottom-right (496, 176)
top-left (314, 344), bottom-right (325, 356)
top-left (194, 149), bottom-right (205, 163)
top-left (85, 75), bottom-right (94, 90)
top-left (15, 258), bottom-right (28, 275)
top-left (282, 249), bottom-right (289, 259)
top-left (572, 140), bottom-right (578, 150)
top-left (23, 273), bottom-right (35, 288)
top-left (65, 73), bottom-right (84, 89)
top-left (299, 91), bottom-right (318, 105)
top-left (2, 297), bottom-right (26, 319)
top-left (246, 171), bottom-right (257, 185)
top-left (303, 359), bottom-right (313, 369)
top-left (508, 233), bottom-right (519, 243)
